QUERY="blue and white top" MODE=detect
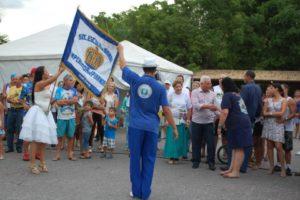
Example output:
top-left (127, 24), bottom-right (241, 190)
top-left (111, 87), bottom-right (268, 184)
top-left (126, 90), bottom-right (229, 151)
top-left (54, 87), bottom-right (78, 120)
top-left (122, 67), bottom-right (168, 133)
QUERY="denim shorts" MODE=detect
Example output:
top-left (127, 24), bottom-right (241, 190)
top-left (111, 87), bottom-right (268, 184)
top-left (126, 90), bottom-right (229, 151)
top-left (0, 128), bottom-right (4, 135)
top-left (57, 119), bottom-right (76, 138)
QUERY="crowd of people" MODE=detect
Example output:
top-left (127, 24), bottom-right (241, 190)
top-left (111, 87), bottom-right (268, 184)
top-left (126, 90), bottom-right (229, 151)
top-left (0, 48), bottom-right (300, 197)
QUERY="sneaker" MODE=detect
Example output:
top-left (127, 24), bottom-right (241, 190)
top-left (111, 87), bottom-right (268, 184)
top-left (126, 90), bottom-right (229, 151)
top-left (192, 163), bottom-right (199, 169)
top-left (286, 168), bottom-right (292, 176)
top-left (100, 153), bottom-right (106, 158)
top-left (106, 153), bottom-right (113, 159)
top-left (274, 165), bottom-right (281, 172)
top-left (23, 153), bottom-right (30, 161)
top-left (129, 192), bottom-right (139, 199)
top-left (16, 148), bottom-right (22, 153)
top-left (129, 192), bottom-right (134, 198)
top-left (208, 163), bottom-right (216, 171)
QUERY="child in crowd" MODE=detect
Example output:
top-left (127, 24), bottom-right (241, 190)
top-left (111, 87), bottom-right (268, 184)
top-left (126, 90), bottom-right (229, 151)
top-left (0, 99), bottom-right (5, 160)
top-left (101, 107), bottom-right (118, 159)
top-left (80, 101), bottom-right (94, 159)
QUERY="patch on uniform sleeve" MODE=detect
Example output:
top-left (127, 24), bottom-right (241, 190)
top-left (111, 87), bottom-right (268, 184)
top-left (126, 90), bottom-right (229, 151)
top-left (138, 84), bottom-right (152, 99)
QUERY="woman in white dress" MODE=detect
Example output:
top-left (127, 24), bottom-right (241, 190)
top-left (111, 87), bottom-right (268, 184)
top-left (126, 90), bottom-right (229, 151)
top-left (20, 65), bottom-right (64, 174)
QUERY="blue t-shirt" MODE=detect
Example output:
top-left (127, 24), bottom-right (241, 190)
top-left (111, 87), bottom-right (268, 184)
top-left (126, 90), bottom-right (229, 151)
top-left (54, 87), bottom-right (78, 120)
top-left (19, 82), bottom-right (33, 106)
top-left (122, 67), bottom-right (168, 133)
top-left (104, 116), bottom-right (118, 139)
top-left (240, 82), bottom-right (262, 123)
top-left (221, 92), bottom-right (252, 131)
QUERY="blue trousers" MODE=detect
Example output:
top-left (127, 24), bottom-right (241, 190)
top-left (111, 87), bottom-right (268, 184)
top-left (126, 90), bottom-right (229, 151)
top-left (227, 145), bottom-right (252, 172)
top-left (6, 108), bottom-right (24, 151)
top-left (128, 127), bottom-right (157, 200)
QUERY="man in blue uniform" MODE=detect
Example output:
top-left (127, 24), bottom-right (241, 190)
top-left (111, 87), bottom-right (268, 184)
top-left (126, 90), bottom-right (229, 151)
top-left (118, 44), bottom-right (178, 200)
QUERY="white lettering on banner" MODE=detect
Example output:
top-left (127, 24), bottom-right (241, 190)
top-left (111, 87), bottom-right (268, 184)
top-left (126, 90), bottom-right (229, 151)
top-left (78, 34), bottom-right (113, 62)
top-left (70, 52), bottom-right (106, 86)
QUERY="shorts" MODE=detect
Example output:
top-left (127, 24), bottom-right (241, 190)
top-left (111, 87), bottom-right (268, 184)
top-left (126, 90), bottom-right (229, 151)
top-left (102, 137), bottom-right (115, 149)
top-left (57, 118), bottom-right (76, 138)
top-left (0, 128), bottom-right (4, 135)
top-left (253, 121), bottom-right (263, 137)
top-left (283, 131), bottom-right (293, 151)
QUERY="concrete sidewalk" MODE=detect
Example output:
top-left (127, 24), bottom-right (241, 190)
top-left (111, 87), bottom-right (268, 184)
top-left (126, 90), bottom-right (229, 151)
top-left (0, 128), bottom-right (299, 200)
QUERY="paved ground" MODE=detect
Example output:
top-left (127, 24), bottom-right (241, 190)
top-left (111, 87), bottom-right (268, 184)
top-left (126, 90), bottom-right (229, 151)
top-left (0, 128), bottom-right (300, 200)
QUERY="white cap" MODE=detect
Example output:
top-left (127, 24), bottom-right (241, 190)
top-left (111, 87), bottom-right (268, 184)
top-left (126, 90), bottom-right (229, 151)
top-left (143, 58), bottom-right (158, 68)
top-left (164, 80), bottom-right (171, 85)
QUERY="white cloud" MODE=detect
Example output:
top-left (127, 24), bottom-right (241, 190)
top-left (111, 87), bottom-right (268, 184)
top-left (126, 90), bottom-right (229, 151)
top-left (0, 0), bottom-right (174, 40)
top-left (0, 0), bottom-right (31, 9)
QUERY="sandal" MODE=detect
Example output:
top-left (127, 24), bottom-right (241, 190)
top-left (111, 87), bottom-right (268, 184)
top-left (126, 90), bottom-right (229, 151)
top-left (68, 157), bottom-right (77, 161)
top-left (52, 157), bottom-right (60, 161)
top-left (31, 165), bottom-right (40, 175)
top-left (294, 172), bottom-right (300, 176)
top-left (168, 160), bottom-right (174, 165)
top-left (80, 155), bottom-right (91, 159)
top-left (39, 163), bottom-right (48, 173)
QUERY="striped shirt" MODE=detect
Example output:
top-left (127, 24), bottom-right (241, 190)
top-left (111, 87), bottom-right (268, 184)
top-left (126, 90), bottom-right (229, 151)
top-left (191, 88), bottom-right (217, 124)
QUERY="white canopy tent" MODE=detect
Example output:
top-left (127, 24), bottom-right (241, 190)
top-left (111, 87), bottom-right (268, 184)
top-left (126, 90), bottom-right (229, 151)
top-left (0, 24), bottom-right (193, 91)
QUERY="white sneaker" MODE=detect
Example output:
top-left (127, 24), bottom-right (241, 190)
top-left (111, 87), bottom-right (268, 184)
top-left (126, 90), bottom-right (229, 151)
top-left (129, 192), bottom-right (134, 198)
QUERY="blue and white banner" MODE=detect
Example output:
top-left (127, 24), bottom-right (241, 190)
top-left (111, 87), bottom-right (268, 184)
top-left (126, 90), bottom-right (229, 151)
top-left (62, 9), bottom-right (119, 97)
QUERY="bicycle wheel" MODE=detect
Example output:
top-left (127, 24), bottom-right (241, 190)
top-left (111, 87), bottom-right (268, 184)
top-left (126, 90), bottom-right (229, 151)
top-left (217, 144), bottom-right (228, 165)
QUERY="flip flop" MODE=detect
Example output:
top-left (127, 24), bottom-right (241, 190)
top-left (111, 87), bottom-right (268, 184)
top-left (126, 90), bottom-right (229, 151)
top-left (68, 157), bottom-right (77, 161)
top-left (52, 157), bottom-right (60, 161)
top-left (79, 155), bottom-right (91, 159)
top-left (223, 174), bottom-right (240, 178)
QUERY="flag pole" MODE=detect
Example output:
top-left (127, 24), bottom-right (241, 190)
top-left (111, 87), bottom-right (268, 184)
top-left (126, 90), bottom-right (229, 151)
top-left (47, 62), bottom-right (63, 113)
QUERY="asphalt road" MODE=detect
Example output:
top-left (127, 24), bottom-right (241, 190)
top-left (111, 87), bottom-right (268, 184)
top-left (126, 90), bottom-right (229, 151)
top-left (0, 128), bottom-right (300, 200)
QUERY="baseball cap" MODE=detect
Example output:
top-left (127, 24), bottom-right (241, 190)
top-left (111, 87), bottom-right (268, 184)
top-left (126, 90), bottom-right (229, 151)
top-left (10, 73), bottom-right (17, 79)
top-left (164, 80), bottom-right (171, 85)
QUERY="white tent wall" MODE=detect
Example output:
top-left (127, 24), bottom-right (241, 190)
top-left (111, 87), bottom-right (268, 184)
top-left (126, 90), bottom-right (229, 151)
top-left (0, 25), bottom-right (193, 92)
top-left (112, 64), bottom-right (192, 90)
top-left (0, 58), bottom-right (61, 89)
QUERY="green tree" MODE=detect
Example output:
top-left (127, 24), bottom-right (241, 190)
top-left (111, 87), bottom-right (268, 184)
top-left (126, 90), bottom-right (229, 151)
top-left (92, 0), bottom-right (300, 70)
top-left (0, 34), bottom-right (8, 44)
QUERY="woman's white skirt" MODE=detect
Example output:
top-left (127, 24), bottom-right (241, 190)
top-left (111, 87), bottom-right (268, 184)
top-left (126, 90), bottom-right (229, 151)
top-left (20, 105), bottom-right (58, 144)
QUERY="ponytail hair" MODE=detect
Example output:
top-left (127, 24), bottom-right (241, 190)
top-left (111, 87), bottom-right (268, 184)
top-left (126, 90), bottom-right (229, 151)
top-left (32, 66), bottom-right (45, 104)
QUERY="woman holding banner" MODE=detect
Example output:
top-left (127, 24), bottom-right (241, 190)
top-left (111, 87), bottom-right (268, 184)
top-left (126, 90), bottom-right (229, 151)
top-left (20, 65), bottom-right (64, 174)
